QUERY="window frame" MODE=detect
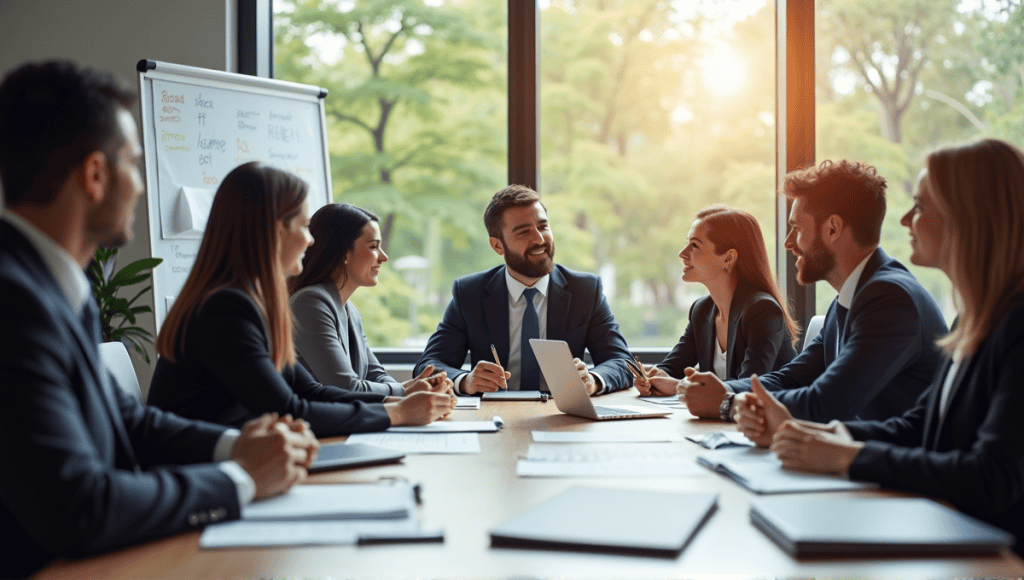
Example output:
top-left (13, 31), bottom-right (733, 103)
top-left (262, 0), bottom-right (817, 362)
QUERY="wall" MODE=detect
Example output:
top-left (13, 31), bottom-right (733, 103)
top-left (0, 0), bottom-right (235, 397)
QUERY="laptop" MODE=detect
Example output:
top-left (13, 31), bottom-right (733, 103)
top-left (308, 442), bottom-right (406, 473)
top-left (750, 496), bottom-right (1015, 556)
top-left (529, 339), bottom-right (670, 420)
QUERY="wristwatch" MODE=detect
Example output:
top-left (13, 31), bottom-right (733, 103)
top-left (719, 392), bottom-right (736, 421)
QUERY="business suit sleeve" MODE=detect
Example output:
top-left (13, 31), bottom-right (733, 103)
top-left (657, 301), bottom-right (699, 378)
top-left (581, 276), bottom-right (633, 394)
top-left (848, 321), bottom-right (1024, 520)
top-left (734, 297), bottom-right (789, 379)
top-left (191, 291), bottom-right (390, 436)
top-left (414, 279), bottom-right (471, 380)
top-left (761, 282), bottom-right (926, 421)
top-left (291, 289), bottom-right (402, 396)
top-left (725, 328), bottom-right (829, 395)
top-left (0, 285), bottom-right (239, 563)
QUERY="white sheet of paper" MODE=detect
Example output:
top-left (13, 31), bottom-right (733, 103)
top-left (526, 442), bottom-right (690, 462)
top-left (455, 396), bottom-right (481, 409)
top-left (199, 517), bottom-right (421, 548)
top-left (387, 421), bottom-right (498, 433)
top-left (638, 395), bottom-right (686, 407)
top-left (516, 458), bottom-right (703, 477)
top-left (346, 432), bottom-right (481, 454)
top-left (532, 431), bottom-right (684, 443)
top-left (240, 483), bottom-right (414, 521)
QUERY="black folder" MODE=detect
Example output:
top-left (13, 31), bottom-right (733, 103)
top-left (490, 487), bottom-right (717, 557)
top-left (751, 496), bottom-right (1015, 556)
top-left (308, 442), bottom-right (405, 473)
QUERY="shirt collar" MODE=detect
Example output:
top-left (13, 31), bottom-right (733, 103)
top-left (505, 267), bottom-right (550, 303)
top-left (2, 211), bottom-right (92, 314)
top-left (837, 251), bottom-right (874, 309)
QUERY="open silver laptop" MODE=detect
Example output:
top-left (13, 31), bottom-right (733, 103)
top-left (530, 339), bottom-right (670, 420)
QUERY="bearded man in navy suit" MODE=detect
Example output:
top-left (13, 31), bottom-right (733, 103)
top-left (415, 185), bottom-right (632, 395)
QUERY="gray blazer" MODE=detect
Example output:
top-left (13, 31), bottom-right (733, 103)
top-left (290, 282), bottom-right (403, 396)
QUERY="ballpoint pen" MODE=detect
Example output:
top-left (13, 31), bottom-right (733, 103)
top-left (490, 343), bottom-right (508, 390)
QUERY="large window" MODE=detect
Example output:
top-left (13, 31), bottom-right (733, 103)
top-left (814, 0), bottom-right (1022, 321)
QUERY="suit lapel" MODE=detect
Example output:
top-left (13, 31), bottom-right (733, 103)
top-left (921, 359), bottom-right (951, 447)
top-left (930, 356), bottom-right (972, 449)
top-left (347, 303), bottom-right (365, 376)
top-left (483, 268), bottom-right (510, 364)
top-left (547, 267), bottom-right (570, 339)
top-left (724, 287), bottom-right (746, 377)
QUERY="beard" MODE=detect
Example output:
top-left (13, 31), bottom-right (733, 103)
top-left (794, 235), bottom-right (835, 285)
top-left (504, 239), bottom-right (556, 279)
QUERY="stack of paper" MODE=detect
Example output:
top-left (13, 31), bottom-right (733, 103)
top-left (199, 482), bottom-right (420, 548)
top-left (517, 443), bottom-right (703, 477)
top-left (697, 447), bottom-right (879, 494)
top-left (346, 432), bottom-right (481, 454)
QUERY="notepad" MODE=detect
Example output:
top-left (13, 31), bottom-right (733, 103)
top-left (696, 447), bottom-right (878, 494)
top-left (516, 443), bottom-right (702, 477)
top-left (346, 432), bottom-right (481, 453)
top-left (751, 496), bottom-right (1015, 556)
top-left (455, 396), bottom-right (482, 409)
top-left (240, 483), bottom-right (415, 521)
top-left (490, 487), bottom-right (718, 557)
top-left (532, 431), bottom-right (684, 443)
top-left (387, 420), bottom-right (500, 433)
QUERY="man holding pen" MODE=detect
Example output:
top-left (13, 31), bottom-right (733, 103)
top-left (414, 185), bottom-right (633, 395)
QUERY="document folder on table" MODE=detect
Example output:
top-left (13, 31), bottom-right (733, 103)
top-left (489, 486), bottom-right (717, 557)
top-left (697, 446), bottom-right (877, 494)
top-left (309, 442), bottom-right (405, 473)
top-left (751, 496), bottom-right (1015, 556)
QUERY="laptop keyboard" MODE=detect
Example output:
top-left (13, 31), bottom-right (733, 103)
top-left (594, 405), bottom-right (638, 416)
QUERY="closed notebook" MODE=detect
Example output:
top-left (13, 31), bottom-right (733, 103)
top-left (751, 496), bottom-right (1015, 556)
top-left (489, 486), bottom-right (717, 557)
top-left (697, 446), bottom-right (877, 494)
top-left (308, 442), bottom-right (405, 473)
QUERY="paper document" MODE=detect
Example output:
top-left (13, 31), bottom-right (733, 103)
top-left (638, 395), bottom-right (685, 408)
top-left (697, 447), bottom-right (879, 494)
top-left (517, 443), bottom-right (702, 477)
top-left (686, 431), bottom-right (755, 449)
top-left (387, 420), bottom-right (499, 433)
top-left (241, 483), bottom-right (414, 521)
top-left (455, 396), bottom-right (481, 410)
top-left (532, 431), bottom-right (683, 443)
top-left (347, 432), bottom-right (481, 454)
top-left (199, 517), bottom-right (422, 548)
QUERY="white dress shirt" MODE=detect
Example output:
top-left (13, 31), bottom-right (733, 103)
top-left (1, 211), bottom-right (254, 504)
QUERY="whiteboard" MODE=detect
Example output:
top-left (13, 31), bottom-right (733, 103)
top-left (137, 60), bottom-right (332, 330)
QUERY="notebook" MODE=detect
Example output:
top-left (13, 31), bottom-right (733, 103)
top-left (751, 496), bottom-right (1015, 556)
top-left (529, 339), bottom-right (670, 420)
top-left (308, 442), bottom-right (405, 473)
top-left (490, 486), bottom-right (717, 557)
top-left (696, 447), bottom-right (877, 494)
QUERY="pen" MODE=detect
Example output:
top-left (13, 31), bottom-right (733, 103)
top-left (490, 343), bottom-right (507, 390)
top-left (632, 353), bottom-right (650, 386)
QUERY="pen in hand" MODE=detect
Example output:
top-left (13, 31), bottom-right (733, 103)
top-left (490, 344), bottom-right (508, 391)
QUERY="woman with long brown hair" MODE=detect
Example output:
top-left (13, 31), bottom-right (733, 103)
top-left (638, 205), bottom-right (800, 399)
top-left (736, 139), bottom-right (1024, 555)
top-left (148, 162), bottom-right (454, 435)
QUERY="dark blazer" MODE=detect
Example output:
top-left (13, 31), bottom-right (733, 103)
top-left (0, 222), bottom-right (238, 578)
top-left (414, 264), bottom-right (632, 393)
top-left (657, 283), bottom-right (796, 380)
top-left (149, 288), bottom-right (391, 436)
top-left (726, 247), bottom-right (948, 421)
top-left (291, 282), bottom-right (403, 395)
top-left (845, 304), bottom-right (1024, 555)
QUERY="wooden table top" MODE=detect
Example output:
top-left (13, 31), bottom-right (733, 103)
top-left (35, 391), bottom-right (1024, 579)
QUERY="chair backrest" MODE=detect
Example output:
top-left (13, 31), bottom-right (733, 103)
top-left (802, 315), bottom-right (826, 352)
top-left (98, 342), bottom-right (144, 402)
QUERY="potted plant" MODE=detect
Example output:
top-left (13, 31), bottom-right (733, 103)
top-left (86, 247), bottom-right (163, 363)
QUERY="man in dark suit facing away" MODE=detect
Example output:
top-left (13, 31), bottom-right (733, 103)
top-left (415, 185), bottom-right (633, 395)
top-left (0, 60), bottom-right (318, 578)
top-left (682, 160), bottom-right (947, 424)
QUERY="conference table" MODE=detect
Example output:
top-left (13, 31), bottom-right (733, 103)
top-left (36, 390), bottom-right (1024, 579)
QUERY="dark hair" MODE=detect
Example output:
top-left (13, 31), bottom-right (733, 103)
top-left (483, 184), bottom-right (545, 240)
top-left (696, 205), bottom-right (801, 347)
top-left (157, 162), bottom-right (308, 369)
top-left (782, 159), bottom-right (887, 247)
top-left (288, 203), bottom-right (379, 294)
top-left (0, 60), bottom-right (134, 207)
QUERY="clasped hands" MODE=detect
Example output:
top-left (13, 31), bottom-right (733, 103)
top-left (231, 412), bottom-right (319, 500)
top-left (385, 364), bottom-right (457, 425)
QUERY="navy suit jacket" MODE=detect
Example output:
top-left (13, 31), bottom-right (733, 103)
top-left (657, 283), bottom-right (797, 380)
top-left (414, 264), bottom-right (632, 393)
top-left (726, 247), bottom-right (947, 421)
top-left (0, 222), bottom-right (238, 578)
top-left (846, 305), bottom-right (1024, 555)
